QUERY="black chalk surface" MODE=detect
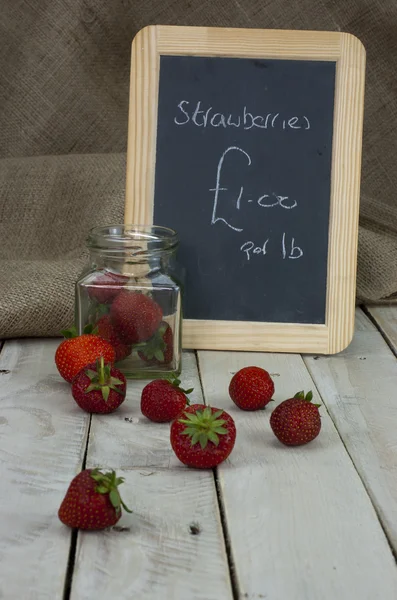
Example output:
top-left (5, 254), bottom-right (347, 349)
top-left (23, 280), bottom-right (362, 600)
top-left (153, 55), bottom-right (336, 324)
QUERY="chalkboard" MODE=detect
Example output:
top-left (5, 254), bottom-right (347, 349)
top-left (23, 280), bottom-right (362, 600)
top-left (153, 55), bottom-right (335, 325)
top-left (125, 26), bottom-right (366, 353)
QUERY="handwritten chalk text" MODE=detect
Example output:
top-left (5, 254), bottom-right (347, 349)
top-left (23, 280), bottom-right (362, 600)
top-left (241, 235), bottom-right (303, 261)
top-left (210, 146), bottom-right (297, 233)
top-left (174, 101), bottom-right (311, 131)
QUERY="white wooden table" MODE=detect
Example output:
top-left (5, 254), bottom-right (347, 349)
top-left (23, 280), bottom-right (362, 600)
top-left (1, 306), bottom-right (397, 599)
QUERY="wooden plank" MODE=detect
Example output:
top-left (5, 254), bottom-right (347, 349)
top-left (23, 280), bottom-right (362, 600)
top-left (70, 351), bottom-right (233, 600)
top-left (365, 304), bottom-right (397, 354)
top-left (304, 307), bottom-right (397, 553)
top-left (198, 349), bottom-right (397, 600)
top-left (125, 25), bottom-right (365, 355)
top-left (0, 339), bottom-right (90, 599)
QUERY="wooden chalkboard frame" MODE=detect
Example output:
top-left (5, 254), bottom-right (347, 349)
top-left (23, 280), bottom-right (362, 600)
top-left (125, 25), bottom-right (366, 354)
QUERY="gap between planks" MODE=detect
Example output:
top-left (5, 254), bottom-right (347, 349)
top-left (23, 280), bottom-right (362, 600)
top-left (63, 413), bottom-right (93, 600)
top-left (197, 327), bottom-right (397, 600)
top-left (195, 351), bottom-right (240, 600)
top-left (0, 339), bottom-right (91, 600)
top-left (304, 307), bottom-right (397, 556)
top-left (69, 351), bottom-right (234, 600)
top-left (362, 304), bottom-right (397, 357)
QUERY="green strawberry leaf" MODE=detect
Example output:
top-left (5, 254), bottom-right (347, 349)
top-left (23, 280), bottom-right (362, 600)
top-left (181, 427), bottom-right (198, 437)
top-left (85, 369), bottom-right (98, 380)
top-left (154, 349), bottom-right (164, 362)
top-left (212, 410), bottom-right (224, 419)
top-left (199, 433), bottom-right (208, 449)
top-left (61, 326), bottom-right (78, 339)
top-left (102, 386), bottom-right (110, 402)
top-left (109, 489), bottom-right (121, 512)
top-left (212, 426), bottom-right (228, 435)
top-left (180, 413), bottom-right (200, 423)
top-left (84, 384), bottom-right (97, 393)
top-left (191, 431), bottom-right (201, 446)
top-left (207, 431), bottom-right (220, 445)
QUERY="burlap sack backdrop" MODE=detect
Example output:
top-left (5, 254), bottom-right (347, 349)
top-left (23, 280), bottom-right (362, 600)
top-left (0, 0), bottom-right (396, 338)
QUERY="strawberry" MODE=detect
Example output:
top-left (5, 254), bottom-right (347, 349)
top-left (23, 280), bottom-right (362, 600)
top-left (72, 356), bottom-right (127, 414)
top-left (141, 375), bottom-right (193, 422)
top-left (110, 291), bottom-right (163, 345)
top-left (96, 315), bottom-right (132, 362)
top-left (58, 468), bottom-right (131, 530)
top-left (270, 390), bottom-right (321, 446)
top-left (229, 366), bottom-right (274, 410)
top-left (137, 321), bottom-right (174, 365)
top-left (87, 271), bottom-right (128, 305)
top-left (170, 404), bottom-right (236, 468)
top-left (55, 325), bottom-right (115, 383)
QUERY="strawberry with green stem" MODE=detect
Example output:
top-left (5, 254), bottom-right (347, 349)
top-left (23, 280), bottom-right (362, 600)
top-left (58, 468), bottom-right (132, 530)
top-left (141, 374), bottom-right (193, 422)
top-left (270, 390), bottom-right (321, 446)
top-left (170, 404), bottom-right (236, 468)
top-left (72, 356), bottom-right (126, 414)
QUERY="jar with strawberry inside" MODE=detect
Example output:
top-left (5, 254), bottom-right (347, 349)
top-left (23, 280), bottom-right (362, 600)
top-left (75, 225), bottom-right (183, 378)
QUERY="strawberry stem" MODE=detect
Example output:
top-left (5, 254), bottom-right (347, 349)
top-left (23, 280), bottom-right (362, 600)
top-left (90, 469), bottom-right (132, 514)
top-left (293, 390), bottom-right (320, 406)
top-left (179, 407), bottom-right (228, 449)
top-left (84, 358), bottom-right (125, 402)
top-left (168, 374), bottom-right (194, 397)
top-left (61, 323), bottom-right (97, 338)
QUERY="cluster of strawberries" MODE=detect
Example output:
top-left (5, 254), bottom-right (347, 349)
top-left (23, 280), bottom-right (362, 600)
top-left (55, 327), bottom-right (321, 531)
top-left (85, 271), bottom-right (174, 365)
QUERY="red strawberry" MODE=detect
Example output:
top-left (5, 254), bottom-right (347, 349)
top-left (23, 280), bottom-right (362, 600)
top-left (110, 291), bottom-right (163, 345)
top-left (87, 271), bottom-right (127, 305)
top-left (58, 468), bottom-right (131, 530)
top-left (96, 315), bottom-right (132, 362)
top-left (72, 356), bottom-right (127, 414)
top-left (270, 390), bottom-right (321, 446)
top-left (170, 404), bottom-right (236, 468)
top-left (138, 321), bottom-right (174, 365)
top-left (141, 375), bottom-right (193, 422)
top-left (229, 366), bottom-right (274, 410)
top-left (55, 326), bottom-right (115, 383)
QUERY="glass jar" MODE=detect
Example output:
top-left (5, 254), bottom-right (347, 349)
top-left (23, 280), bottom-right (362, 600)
top-left (75, 225), bottom-right (183, 379)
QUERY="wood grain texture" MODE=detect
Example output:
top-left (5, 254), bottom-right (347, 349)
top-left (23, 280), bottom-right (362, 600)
top-left (326, 33), bottom-right (366, 353)
top-left (0, 339), bottom-right (89, 599)
top-left (365, 304), bottom-right (397, 354)
top-left (198, 348), bottom-right (397, 599)
top-left (70, 350), bottom-right (233, 600)
top-left (304, 307), bottom-right (397, 553)
top-left (125, 25), bottom-right (365, 354)
top-left (125, 24), bottom-right (159, 224)
top-left (156, 25), bottom-right (342, 59)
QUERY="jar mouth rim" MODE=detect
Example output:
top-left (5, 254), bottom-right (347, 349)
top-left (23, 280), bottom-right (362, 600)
top-left (87, 224), bottom-right (178, 253)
